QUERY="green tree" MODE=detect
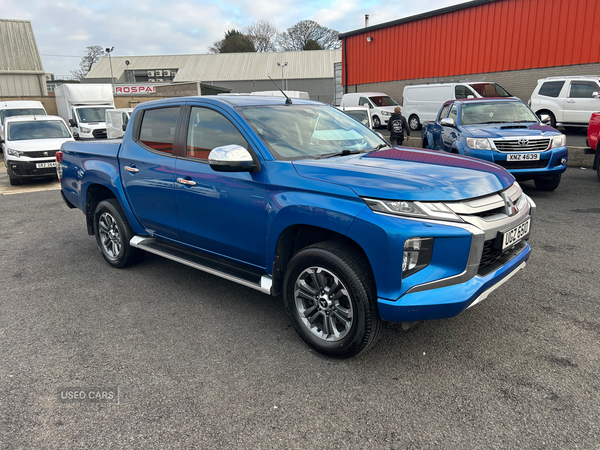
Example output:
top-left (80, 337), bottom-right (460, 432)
top-left (303, 39), bottom-right (323, 51)
top-left (208, 30), bottom-right (256, 54)
top-left (71, 45), bottom-right (105, 80)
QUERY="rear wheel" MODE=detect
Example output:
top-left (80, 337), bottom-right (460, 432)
top-left (534, 173), bottom-right (561, 191)
top-left (372, 116), bottom-right (381, 128)
top-left (94, 199), bottom-right (145, 268)
top-left (409, 115), bottom-right (421, 131)
top-left (283, 242), bottom-right (383, 358)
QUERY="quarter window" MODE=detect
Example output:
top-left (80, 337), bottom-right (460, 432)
top-left (358, 97), bottom-right (371, 108)
top-left (569, 81), bottom-right (599, 98)
top-left (438, 104), bottom-right (451, 121)
top-left (455, 86), bottom-right (473, 99)
top-left (538, 81), bottom-right (565, 98)
top-left (186, 107), bottom-right (249, 160)
top-left (139, 107), bottom-right (180, 153)
top-left (448, 104), bottom-right (458, 123)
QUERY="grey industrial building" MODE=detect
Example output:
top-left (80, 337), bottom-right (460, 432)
top-left (84, 50), bottom-right (341, 104)
top-left (0, 19), bottom-right (47, 96)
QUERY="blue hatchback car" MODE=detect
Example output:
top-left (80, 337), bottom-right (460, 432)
top-left (421, 98), bottom-right (568, 191)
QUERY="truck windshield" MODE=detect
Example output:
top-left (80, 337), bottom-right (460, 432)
top-left (76, 107), bottom-right (113, 123)
top-left (1, 108), bottom-right (46, 123)
top-left (369, 96), bottom-right (398, 107)
top-left (461, 102), bottom-right (539, 125)
top-left (7, 120), bottom-right (71, 141)
top-left (239, 104), bottom-right (386, 160)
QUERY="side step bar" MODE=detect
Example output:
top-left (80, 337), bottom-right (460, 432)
top-left (130, 236), bottom-right (273, 295)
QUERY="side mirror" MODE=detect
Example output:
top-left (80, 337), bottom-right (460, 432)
top-left (68, 119), bottom-right (76, 127)
top-left (209, 145), bottom-right (259, 173)
top-left (122, 123), bottom-right (127, 131)
top-left (539, 114), bottom-right (551, 124)
top-left (440, 117), bottom-right (455, 127)
top-left (593, 91), bottom-right (600, 99)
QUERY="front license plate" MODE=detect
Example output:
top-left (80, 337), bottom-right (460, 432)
top-left (500, 218), bottom-right (531, 251)
top-left (36, 162), bottom-right (57, 168)
top-left (506, 153), bottom-right (540, 161)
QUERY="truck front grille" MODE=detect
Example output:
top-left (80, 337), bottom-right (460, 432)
top-left (93, 129), bottom-right (107, 138)
top-left (493, 138), bottom-right (550, 152)
top-left (494, 160), bottom-right (549, 170)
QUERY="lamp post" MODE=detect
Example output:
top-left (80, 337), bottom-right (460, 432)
top-left (277, 62), bottom-right (288, 90)
top-left (105, 46), bottom-right (115, 91)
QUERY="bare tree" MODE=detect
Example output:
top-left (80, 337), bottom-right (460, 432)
top-left (71, 45), bottom-right (105, 80)
top-left (244, 20), bottom-right (279, 52)
top-left (278, 20), bottom-right (341, 51)
top-left (208, 30), bottom-right (256, 54)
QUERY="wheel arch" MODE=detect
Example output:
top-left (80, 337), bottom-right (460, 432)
top-left (85, 183), bottom-right (117, 235)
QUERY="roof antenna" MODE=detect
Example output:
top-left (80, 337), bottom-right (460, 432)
top-left (268, 76), bottom-right (292, 104)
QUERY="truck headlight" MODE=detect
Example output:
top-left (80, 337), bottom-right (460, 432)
top-left (381, 111), bottom-right (391, 116)
top-left (466, 138), bottom-right (492, 150)
top-left (363, 198), bottom-right (463, 222)
top-left (80, 127), bottom-right (92, 134)
top-left (403, 237), bottom-right (434, 277)
top-left (6, 148), bottom-right (24, 157)
top-left (550, 134), bottom-right (566, 149)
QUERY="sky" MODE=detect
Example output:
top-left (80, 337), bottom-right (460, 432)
top-left (1, 0), bottom-right (464, 76)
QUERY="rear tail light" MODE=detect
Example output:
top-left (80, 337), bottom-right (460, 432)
top-left (56, 151), bottom-right (63, 181)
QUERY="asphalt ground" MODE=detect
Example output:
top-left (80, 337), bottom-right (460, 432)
top-left (1, 160), bottom-right (599, 448)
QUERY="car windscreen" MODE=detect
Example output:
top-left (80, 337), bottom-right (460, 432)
top-left (238, 104), bottom-right (385, 160)
top-left (368, 96), bottom-right (398, 107)
top-left (76, 107), bottom-right (113, 123)
top-left (1, 108), bottom-right (46, 123)
top-left (461, 102), bottom-right (539, 125)
top-left (7, 121), bottom-right (71, 141)
top-left (469, 83), bottom-right (511, 97)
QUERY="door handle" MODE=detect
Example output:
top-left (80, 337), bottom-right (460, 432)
top-left (566, 100), bottom-right (575, 103)
top-left (124, 165), bottom-right (139, 173)
top-left (177, 177), bottom-right (197, 186)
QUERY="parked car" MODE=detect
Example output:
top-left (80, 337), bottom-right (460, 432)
top-left (587, 111), bottom-right (600, 181)
top-left (57, 96), bottom-right (535, 358)
top-left (0, 100), bottom-right (47, 140)
top-left (340, 92), bottom-right (399, 128)
top-left (403, 82), bottom-right (512, 131)
top-left (528, 75), bottom-right (600, 128)
top-left (421, 98), bottom-right (568, 191)
top-left (2, 115), bottom-right (73, 185)
top-left (336, 106), bottom-right (373, 129)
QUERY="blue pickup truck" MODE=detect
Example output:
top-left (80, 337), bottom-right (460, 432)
top-left (57, 95), bottom-right (535, 357)
top-left (421, 98), bottom-right (568, 191)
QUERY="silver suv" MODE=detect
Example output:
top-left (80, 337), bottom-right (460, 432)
top-left (528, 76), bottom-right (600, 128)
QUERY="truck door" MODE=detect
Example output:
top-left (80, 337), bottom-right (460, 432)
top-left (174, 106), bottom-right (266, 268)
top-left (120, 106), bottom-right (181, 239)
top-left (441, 103), bottom-right (459, 151)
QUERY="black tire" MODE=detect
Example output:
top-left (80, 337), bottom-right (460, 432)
top-left (423, 139), bottom-right (430, 149)
top-left (94, 199), bottom-right (144, 268)
top-left (536, 110), bottom-right (556, 128)
top-left (534, 173), bottom-right (561, 191)
top-left (372, 116), bottom-right (381, 128)
top-left (8, 175), bottom-right (20, 186)
top-left (283, 241), bottom-right (383, 358)
top-left (409, 115), bottom-right (421, 131)
top-left (594, 151), bottom-right (600, 182)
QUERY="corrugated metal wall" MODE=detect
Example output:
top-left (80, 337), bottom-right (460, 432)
top-left (343, 0), bottom-right (600, 86)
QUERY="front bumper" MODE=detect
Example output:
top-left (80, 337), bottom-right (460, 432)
top-left (5, 158), bottom-right (58, 180)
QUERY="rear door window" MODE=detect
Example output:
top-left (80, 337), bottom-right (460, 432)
top-left (569, 81), bottom-right (600, 98)
top-left (538, 81), bottom-right (565, 98)
top-left (138, 107), bottom-right (180, 154)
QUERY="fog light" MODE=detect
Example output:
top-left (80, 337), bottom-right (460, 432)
top-left (560, 157), bottom-right (567, 165)
top-left (403, 237), bottom-right (434, 278)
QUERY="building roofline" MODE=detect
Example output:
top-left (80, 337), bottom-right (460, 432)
top-left (339, 0), bottom-right (498, 38)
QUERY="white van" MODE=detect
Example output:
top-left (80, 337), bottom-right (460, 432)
top-left (0, 100), bottom-right (47, 138)
top-left (340, 92), bottom-right (400, 128)
top-left (250, 90), bottom-right (310, 100)
top-left (106, 108), bottom-right (133, 139)
top-left (402, 82), bottom-right (511, 130)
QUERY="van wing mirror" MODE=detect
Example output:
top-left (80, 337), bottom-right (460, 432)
top-left (208, 145), bottom-right (259, 173)
top-left (593, 91), bottom-right (600, 99)
top-left (68, 119), bottom-right (76, 127)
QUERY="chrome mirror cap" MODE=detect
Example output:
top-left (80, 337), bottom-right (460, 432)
top-left (208, 145), bottom-right (258, 173)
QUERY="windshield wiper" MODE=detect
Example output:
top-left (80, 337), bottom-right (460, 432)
top-left (315, 149), bottom-right (366, 159)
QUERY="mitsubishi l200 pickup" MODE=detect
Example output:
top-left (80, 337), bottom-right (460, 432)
top-left (57, 95), bottom-right (535, 357)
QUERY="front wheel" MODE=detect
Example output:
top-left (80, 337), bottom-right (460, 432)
top-left (283, 242), bottom-right (383, 358)
top-left (534, 173), bottom-right (561, 191)
top-left (423, 139), bottom-right (430, 149)
top-left (94, 199), bottom-right (145, 268)
top-left (409, 115), bottom-right (421, 131)
top-left (593, 151), bottom-right (600, 182)
top-left (372, 116), bottom-right (381, 128)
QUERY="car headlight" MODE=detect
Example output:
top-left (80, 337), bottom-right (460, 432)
top-left (403, 237), bottom-right (434, 277)
top-left (363, 198), bottom-right (463, 222)
top-left (6, 148), bottom-right (24, 157)
top-left (550, 134), bottom-right (566, 149)
top-left (381, 111), bottom-right (391, 116)
top-left (466, 137), bottom-right (492, 150)
top-left (80, 127), bottom-right (92, 134)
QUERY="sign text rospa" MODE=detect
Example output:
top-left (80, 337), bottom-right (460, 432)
top-left (114, 85), bottom-right (157, 95)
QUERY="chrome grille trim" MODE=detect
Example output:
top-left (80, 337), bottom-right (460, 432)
top-left (492, 138), bottom-right (550, 152)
